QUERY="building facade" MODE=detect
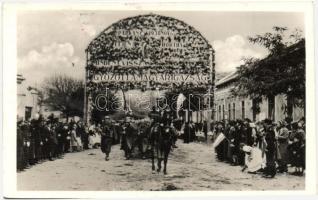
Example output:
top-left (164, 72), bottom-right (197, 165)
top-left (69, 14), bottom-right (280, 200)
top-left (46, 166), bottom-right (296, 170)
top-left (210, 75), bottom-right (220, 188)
top-left (17, 74), bottom-right (40, 121)
top-left (214, 72), bottom-right (304, 122)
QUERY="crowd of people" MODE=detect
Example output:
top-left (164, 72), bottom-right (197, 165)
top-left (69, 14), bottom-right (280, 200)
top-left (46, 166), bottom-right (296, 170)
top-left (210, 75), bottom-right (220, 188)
top-left (16, 114), bottom-right (123, 171)
top-left (212, 117), bottom-right (306, 178)
top-left (17, 112), bottom-right (306, 178)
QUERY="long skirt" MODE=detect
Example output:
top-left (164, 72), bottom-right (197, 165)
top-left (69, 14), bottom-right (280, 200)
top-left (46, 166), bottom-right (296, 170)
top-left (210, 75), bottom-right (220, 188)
top-left (277, 141), bottom-right (288, 170)
top-left (76, 137), bottom-right (82, 149)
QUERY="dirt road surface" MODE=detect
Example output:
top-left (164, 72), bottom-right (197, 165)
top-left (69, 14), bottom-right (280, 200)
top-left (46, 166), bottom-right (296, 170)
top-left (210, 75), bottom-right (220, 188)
top-left (17, 141), bottom-right (304, 191)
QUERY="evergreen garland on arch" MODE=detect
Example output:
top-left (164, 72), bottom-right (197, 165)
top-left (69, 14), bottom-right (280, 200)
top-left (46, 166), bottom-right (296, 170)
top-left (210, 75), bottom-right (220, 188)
top-left (86, 14), bottom-right (214, 91)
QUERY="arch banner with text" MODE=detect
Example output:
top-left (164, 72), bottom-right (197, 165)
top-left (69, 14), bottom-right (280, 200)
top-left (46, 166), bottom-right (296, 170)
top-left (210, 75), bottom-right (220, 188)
top-left (84, 14), bottom-right (215, 121)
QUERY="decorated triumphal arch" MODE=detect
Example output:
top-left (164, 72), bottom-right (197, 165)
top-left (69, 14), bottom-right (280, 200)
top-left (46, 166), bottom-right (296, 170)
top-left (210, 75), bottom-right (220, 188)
top-left (84, 14), bottom-right (215, 123)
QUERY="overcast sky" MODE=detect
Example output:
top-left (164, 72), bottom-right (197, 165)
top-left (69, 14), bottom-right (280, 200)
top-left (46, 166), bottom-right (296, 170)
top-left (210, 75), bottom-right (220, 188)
top-left (17, 11), bottom-right (304, 87)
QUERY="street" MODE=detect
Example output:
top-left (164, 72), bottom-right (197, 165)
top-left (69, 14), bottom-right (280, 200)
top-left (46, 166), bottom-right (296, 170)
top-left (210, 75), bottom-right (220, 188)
top-left (17, 141), bottom-right (305, 191)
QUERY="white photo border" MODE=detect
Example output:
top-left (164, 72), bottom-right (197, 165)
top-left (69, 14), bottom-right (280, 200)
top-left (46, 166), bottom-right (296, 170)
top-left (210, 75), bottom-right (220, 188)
top-left (2, 0), bottom-right (316, 198)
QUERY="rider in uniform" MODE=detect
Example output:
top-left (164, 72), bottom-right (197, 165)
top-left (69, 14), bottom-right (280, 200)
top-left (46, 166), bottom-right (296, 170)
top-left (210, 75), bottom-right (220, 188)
top-left (148, 106), bottom-right (161, 143)
top-left (161, 106), bottom-right (178, 148)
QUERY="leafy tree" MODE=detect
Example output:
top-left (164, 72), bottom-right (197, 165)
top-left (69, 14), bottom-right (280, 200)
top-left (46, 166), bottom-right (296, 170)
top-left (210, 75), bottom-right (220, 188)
top-left (232, 27), bottom-right (305, 114)
top-left (42, 75), bottom-right (84, 120)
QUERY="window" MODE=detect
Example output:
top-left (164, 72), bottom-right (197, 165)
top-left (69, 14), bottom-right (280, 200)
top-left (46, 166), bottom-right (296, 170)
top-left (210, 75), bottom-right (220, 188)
top-left (287, 96), bottom-right (293, 119)
top-left (268, 95), bottom-right (275, 121)
top-left (242, 101), bottom-right (245, 119)
top-left (252, 99), bottom-right (257, 122)
top-left (218, 105), bottom-right (221, 121)
top-left (25, 106), bottom-right (32, 121)
top-left (228, 103), bottom-right (231, 120)
top-left (232, 103), bottom-right (236, 120)
top-left (222, 104), bottom-right (225, 120)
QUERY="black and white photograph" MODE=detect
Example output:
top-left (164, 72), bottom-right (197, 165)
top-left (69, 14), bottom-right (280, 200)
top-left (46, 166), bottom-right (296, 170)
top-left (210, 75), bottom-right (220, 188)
top-left (2, 1), bottom-right (317, 197)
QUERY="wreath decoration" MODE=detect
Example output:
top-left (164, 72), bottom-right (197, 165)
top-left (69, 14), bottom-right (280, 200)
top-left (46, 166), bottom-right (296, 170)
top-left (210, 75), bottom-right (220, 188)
top-left (86, 14), bottom-right (215, 92)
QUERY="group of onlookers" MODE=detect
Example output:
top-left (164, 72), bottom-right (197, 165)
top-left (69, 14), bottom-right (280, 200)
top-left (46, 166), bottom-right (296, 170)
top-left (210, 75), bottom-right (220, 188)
top-left (212, 117), bottom-right (305, 178)
top-left (17, 113), bottom-right (306, 178)
top-left (16, 114), bottom-right (122, 171)
top-left (17, 116), bottom-right (66, 171)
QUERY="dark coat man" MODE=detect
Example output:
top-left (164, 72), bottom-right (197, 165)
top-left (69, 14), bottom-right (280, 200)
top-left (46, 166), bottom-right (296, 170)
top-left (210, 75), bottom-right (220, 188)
top-left (20, 122), bottom-right (31, 168)
top-left (263, 119), bottom-right (276, 178)
top-left (41, 122), bottom-right (51, 160)
top-left (30, 118), bottom-right (42, 163)
top-left (17, 122), bottom-right (25, 171)
top-left (183, 121), bottom-right (196, 143)
top-left (243, 119), bottom-right (254, 146)
top-left (101, 116), bottom-right (114, 161)
top-left (55, 122), bottom-right (66, 157)
top-left (77, 122), bottom-right (88, 150)
top-left (121, 116), bottom-right (137, 159)
top-left (47, 124), bottom-right (58, 160)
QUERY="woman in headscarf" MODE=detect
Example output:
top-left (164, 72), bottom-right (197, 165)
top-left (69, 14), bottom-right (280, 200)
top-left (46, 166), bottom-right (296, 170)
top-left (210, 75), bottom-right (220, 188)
top-left (276, 120), bottom-right (290, 173)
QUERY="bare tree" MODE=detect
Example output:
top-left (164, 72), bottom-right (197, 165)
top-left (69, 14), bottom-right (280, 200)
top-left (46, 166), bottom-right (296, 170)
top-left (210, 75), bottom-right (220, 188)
top-left (42, 75), bottom-right (84, 120)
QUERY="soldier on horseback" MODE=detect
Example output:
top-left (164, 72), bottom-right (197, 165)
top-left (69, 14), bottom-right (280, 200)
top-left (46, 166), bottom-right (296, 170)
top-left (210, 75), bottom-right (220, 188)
top-left (161, 107), bottom-right (178, 148)
top-left (149, 106), bottom-right (178, 174)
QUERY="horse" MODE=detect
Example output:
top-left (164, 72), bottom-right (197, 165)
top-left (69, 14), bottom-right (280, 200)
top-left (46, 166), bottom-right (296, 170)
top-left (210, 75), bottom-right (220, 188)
top-left (149, 122), bottom-right (175, 174)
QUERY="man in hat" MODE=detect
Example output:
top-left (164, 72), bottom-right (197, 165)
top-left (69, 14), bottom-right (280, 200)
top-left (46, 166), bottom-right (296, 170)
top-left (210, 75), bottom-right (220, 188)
top-left (263, 119), bottom-right (276, 178)
top-left (243, 118), bottom-right (254, 146)
top-left (47, 123), bottom-right (58, 161)
top-left (121, 115), bottom-right (137, 159)
top-left (100, 116), bottom-right (114, 161)
top-left (55, 121), bottom-right (66, 158)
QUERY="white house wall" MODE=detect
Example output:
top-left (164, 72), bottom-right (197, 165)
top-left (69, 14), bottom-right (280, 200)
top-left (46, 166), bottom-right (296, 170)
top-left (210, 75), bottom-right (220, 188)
top-left (17, 81), bottom-right (39, 121)
top-left (214, 86), bottom-right (304, 122)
